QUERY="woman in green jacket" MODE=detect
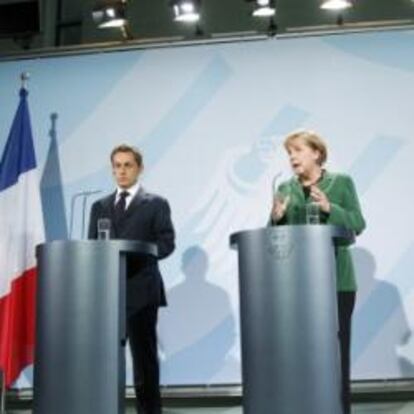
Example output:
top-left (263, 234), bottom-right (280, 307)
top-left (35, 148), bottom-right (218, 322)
top-left (270, 129), bottom-right (365, 414)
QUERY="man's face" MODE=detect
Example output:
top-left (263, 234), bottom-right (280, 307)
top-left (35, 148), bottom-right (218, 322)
top-left (112, 151), bottom-right (142, 189)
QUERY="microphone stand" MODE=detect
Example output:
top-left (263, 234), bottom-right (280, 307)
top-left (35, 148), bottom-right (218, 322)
top-left (272, 172), bottom-right (282, 199)
top-left (69, 190), bottom-right (102, 239)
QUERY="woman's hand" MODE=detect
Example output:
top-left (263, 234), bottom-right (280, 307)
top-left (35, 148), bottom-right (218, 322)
top-left (310, 186), bottom-right (330, 213)
top-left (271, 194), bottom-right (290, 222)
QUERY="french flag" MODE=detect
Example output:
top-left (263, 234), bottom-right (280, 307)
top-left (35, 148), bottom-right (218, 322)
top-left (0, 88), bottom-right (45, 388)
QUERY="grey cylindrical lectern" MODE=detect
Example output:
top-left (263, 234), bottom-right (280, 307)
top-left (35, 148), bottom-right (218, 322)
top-left (34, 240), bottom-right (157, 414)
top-left (230, 225), bottom-right (354, 414)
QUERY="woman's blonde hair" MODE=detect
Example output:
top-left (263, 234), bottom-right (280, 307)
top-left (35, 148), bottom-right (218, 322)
top-left (284, 129), bottom-right (328, 165)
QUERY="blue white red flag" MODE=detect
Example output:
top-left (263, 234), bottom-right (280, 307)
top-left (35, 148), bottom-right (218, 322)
top-left (0, 88), bottom-right (45, 388)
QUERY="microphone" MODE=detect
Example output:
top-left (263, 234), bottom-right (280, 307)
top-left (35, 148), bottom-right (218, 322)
top-left (69, 189), bottom-right (103, 239)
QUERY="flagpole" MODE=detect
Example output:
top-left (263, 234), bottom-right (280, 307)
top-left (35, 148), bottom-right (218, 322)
top-left (0, 369), bottom-right (6, 414)
top-left (0, 74), bottom-right (29, 414)
top-left (20, 72), bottom-right (30, 89)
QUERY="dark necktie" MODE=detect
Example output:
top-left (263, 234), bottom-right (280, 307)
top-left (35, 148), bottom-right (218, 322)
top-left (114, 191), bottom-right (129, 224)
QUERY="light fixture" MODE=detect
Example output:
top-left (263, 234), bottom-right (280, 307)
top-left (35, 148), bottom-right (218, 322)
top-left (171, 0), bottom-right (201, 23)
top-left (251, 0), bottom-right (276, 17)
top-left (320, 0), bottom-right (353, 11)
top-left (92, 0), bottom-right (127, 29)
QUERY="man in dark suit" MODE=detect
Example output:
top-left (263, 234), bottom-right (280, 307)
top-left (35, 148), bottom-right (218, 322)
top-left (88, 144), bottom-right (175, 414)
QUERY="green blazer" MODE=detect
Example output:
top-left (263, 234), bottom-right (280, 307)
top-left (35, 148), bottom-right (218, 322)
top-left (272, 171), bottom-right (366, 292)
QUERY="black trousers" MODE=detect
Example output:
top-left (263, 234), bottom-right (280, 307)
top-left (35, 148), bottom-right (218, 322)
top-left (127, 306), bottom-right (161, 414)
top-left (337, 291), bottom-right (356, 414)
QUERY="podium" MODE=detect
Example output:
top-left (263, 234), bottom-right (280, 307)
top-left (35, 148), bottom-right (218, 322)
top-left (230, 225), bottom-right (354, 414)
top-left (33, 240), bottom-right (157, 414)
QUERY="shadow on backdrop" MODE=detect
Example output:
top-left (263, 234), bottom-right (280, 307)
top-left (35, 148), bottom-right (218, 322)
top-left (352, 247), bottom-right (412, 378)
top-left (159, 246), bottom-right (237, 384)
top-left (40, 113), bottom-right (68, 241)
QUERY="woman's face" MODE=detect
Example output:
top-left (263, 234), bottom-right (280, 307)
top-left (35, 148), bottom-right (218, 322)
top-left (286, 138), bottom-right (321, 177)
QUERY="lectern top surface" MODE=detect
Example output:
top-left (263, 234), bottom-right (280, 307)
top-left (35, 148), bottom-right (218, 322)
top-left (230, 224), bottom-right (354, 248)
top-left (36, 239), bottom-right (158, 257)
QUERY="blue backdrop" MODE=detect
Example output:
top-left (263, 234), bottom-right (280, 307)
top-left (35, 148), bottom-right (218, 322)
top-left (1, 30), bottom-right (414, 387)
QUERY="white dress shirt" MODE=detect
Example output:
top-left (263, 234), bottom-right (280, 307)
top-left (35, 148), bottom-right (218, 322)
top-left (115, 181), bottom-right (140, 210)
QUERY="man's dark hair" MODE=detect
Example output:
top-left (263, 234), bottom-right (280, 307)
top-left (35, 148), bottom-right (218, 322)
top-left (110, 144), bottom-right (143, 167)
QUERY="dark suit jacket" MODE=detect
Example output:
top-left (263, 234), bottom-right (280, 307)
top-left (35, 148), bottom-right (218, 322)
top-left (88, 187), bottom-right (175, 315)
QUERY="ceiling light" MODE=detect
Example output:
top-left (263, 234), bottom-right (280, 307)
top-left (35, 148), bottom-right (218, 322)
top-left (92, 1), bottom-right (127, 29)
top-left (171, 0), bottom-right (201, 23)
top-left (252, 0), bottom-right (276, 17)
top-left (320, 0), bottom-right (353, 11)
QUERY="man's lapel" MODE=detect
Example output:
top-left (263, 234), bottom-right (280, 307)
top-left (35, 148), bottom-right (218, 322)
top-left (123, 186), bottom-right (147, 221)
top-left (102, 192), bottom-right (116, 217)
top-left (98, 192), bottom-right (116, 235)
